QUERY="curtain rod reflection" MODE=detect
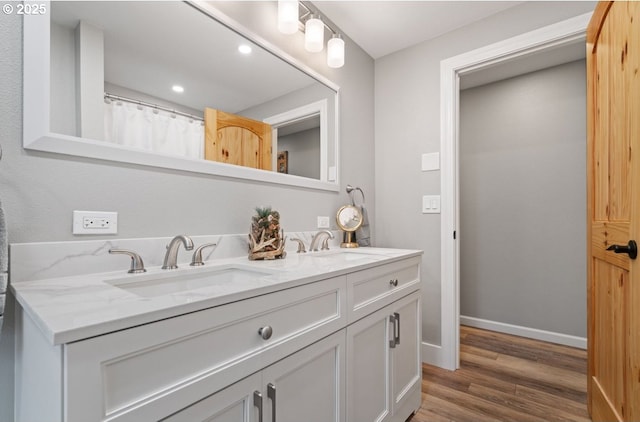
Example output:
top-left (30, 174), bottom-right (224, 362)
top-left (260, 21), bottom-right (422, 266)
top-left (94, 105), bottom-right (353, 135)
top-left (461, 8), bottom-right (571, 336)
top-left (104, 92), bottom-right (204, 122)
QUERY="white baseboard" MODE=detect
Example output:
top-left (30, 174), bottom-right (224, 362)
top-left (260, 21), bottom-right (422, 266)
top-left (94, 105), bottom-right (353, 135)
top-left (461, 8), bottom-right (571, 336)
top-left (422, 341), bottom-right (446, 367)
top-left (460, 315), bottom-right (587, 349)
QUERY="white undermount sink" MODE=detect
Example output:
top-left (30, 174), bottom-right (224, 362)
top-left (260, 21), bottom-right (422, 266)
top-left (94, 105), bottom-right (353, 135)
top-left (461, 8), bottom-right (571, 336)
top-left (306, 250), bottom-right (382, 262)
top-left (105, 265), bottom-right (276, 298)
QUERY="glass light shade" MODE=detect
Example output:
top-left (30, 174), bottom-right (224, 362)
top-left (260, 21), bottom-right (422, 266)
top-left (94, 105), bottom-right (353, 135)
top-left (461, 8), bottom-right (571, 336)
top-left (327, 35), bottom-right (345, 68)
top-left (305, 15), bottom-right (324, 52)
top-left (278, 0), bottom-right (299, 35)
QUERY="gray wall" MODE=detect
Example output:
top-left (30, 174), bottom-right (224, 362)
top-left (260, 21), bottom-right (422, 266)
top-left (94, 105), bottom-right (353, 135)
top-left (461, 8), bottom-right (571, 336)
top-left (50, 21), bottom-right (77, 136)
top-left (0, 2), bottom-right (374, 420)
top-left (374, 1), bottom-right (595, 346)
top-left (459, 60), bottom-right (587, 337)
top-left (278, 128), bottom-right (321, 179)
top-left (1, 1), bottom-right (374, 243)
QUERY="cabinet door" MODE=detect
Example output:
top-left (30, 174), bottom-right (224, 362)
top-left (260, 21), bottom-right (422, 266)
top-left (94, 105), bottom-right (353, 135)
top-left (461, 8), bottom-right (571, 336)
top-left (261, 330), bottom-right (346, 422)
top-left (390, 291), bottom-right (422, 418)
top-left (161, 372), bottom-right (262, 422)
top-left (346, 306), bottom-right (392, 422)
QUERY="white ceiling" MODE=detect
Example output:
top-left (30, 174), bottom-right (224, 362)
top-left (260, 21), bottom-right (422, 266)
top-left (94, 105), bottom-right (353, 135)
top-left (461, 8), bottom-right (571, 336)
top-left (314, 1), bottom-right (525, 59)
top-left (52, 2), bottom-right (322, 115)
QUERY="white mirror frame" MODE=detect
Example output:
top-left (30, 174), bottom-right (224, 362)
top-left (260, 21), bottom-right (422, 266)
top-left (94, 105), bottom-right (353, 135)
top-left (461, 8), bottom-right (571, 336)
top-left (264, 99), bottom-right (330, 180)
top-left (23, 0), bottom-right (340, 192)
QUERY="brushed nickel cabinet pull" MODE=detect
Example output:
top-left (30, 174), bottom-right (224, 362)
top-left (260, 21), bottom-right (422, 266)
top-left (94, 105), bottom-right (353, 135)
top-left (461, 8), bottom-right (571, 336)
top-left (394, 312), bottom-right (400, 346)
top-left (389, 314), bottom-right (397, 348)
top-left (267, 383), bottom-right (277, 422)
top-left (253, 391), bottom-right (263, 422)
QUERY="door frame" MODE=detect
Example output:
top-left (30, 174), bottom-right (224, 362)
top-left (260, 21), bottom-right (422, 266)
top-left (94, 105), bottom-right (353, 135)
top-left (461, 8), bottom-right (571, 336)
top-left (438, 12), bottom-right (592, 370)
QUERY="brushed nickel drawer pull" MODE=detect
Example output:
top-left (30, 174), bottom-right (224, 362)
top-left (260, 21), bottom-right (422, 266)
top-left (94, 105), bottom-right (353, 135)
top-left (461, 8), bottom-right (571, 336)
top-left (258, 326), bottom-right (273, 340)
top-left (389, 279), bottom-right (399, 287)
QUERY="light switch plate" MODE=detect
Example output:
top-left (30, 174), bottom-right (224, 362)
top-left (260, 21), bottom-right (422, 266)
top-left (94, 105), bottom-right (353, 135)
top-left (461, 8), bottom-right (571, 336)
top-left (421, 152), bottom-right (440, 172)
top-left (422, 195), bottom-right (441, 214)
top-left (328, 166), bottom-right (337, 181)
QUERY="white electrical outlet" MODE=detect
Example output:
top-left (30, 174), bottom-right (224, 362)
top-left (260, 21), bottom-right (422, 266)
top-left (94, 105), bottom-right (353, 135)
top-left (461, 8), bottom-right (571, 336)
top-left (317, 216), bottom-right (330, 228)
top-left (73, 211), bottom-right (118, 234)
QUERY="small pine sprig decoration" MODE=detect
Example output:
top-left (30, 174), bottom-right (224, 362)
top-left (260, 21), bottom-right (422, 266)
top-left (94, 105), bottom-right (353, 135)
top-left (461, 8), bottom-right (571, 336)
top-left (248, 206), bottom-right (286, 260)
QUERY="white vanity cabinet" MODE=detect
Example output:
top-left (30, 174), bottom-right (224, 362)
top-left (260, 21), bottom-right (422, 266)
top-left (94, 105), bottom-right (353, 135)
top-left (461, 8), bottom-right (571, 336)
top-left (164, 330), bottom-right (346, 422)
top-left (14, 252), bottom-right (422, 422)
top-left (162, 372), bottom-right (262, 422)
top-left (345, 257), bottom-right (422, 422)
top-left (16, 277), bottom-right (346, 422)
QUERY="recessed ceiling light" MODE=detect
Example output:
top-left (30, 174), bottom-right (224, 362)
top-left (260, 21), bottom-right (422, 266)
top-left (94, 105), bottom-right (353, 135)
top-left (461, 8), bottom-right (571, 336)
top-left (172, 85), bottom-right (184, 93)
top-left (238, 44), bottom-right (252, 55)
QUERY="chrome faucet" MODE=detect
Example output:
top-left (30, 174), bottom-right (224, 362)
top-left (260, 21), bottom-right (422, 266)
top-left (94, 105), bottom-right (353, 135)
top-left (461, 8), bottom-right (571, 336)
top-left (162, 235), bottom-right (194, 269)
top-left (309, 230), bottom-right (334, 252)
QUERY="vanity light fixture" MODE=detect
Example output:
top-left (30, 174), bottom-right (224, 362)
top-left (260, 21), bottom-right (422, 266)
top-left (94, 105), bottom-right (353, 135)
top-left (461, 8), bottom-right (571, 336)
top-left (304, 14), bottom-right (324, 52)
top-left (238, 44), bottom-right (252, 54)
top-left (327, 34), bottom-right (345, 68)
top-left (172, 85), bottom-right (184, 93)
top-left (277, 1), bottom-right (345, 68)
top-left (278, 0), bottom-right (299, 34)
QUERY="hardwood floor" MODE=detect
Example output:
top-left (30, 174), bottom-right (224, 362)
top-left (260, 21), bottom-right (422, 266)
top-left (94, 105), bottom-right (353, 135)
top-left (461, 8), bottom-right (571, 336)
top-left (412, 325), bottom-right (590, 422)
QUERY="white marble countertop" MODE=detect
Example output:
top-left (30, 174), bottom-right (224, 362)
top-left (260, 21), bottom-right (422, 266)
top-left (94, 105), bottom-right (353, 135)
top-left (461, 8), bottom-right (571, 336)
top-left (11, 248), bottom-right (422, 345)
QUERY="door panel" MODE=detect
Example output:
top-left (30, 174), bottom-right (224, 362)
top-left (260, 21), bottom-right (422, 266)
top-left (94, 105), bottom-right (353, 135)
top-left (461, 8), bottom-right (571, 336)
top-left (262, 330), bottom-right (345, 422)
top-left (161, 372), bottom-right (261, 422)
top-left (588, 2), bottom-right (640, 421)
top-left (391, 292), bottom-right (421, 415)
top-left (204, 108), bottom-right (272, 170)
top-left (592, 260), bottom-right (626, 420)
top-left (346, 308), bottom-right (392, 422)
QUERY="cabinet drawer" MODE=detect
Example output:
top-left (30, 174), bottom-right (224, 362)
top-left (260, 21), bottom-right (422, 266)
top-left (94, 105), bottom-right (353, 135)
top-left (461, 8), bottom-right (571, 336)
top-left (347, 257), bottom-right (420, 323)
top-left (65, 276), bottom-right (346, 422)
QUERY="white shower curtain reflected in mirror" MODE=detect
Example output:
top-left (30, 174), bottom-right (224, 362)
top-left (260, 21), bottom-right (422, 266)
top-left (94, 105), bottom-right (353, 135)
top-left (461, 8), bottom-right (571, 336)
top-left (104, 101), bottom-right (204, 159)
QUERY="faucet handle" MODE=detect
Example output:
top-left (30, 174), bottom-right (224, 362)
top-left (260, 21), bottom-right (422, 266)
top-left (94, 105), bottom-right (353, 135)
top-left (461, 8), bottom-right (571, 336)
top-left (109, 249), bottom-right (146, 274)
top-left (190, 243), bottom-right (218, 266)
top-left (321, 238), bottom-right (331, 251)
top-left (291, 238), bottom-right (307, 253)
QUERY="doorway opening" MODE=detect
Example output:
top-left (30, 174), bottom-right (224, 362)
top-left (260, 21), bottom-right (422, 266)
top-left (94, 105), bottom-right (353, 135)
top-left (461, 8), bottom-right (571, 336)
top-left (438, 12), bottom-right (592, 370)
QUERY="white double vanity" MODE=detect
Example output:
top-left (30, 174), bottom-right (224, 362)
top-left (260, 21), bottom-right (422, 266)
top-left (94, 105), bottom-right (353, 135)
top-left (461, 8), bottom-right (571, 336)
top-left (11, 234), bottom-right (422, 422)
top-left (15, 0), bottom-right (424, 419)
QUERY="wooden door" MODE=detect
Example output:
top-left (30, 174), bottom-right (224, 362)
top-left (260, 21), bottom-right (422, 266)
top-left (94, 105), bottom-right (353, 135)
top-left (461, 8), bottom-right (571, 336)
top-left (587, 2), bottom-right (640, 421)
top-left (204, 108), bottom-right (272, 170)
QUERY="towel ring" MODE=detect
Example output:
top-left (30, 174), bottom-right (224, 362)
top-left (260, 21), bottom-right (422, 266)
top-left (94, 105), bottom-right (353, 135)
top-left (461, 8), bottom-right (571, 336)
top-left (346, 185), bottom-right (365, 206)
